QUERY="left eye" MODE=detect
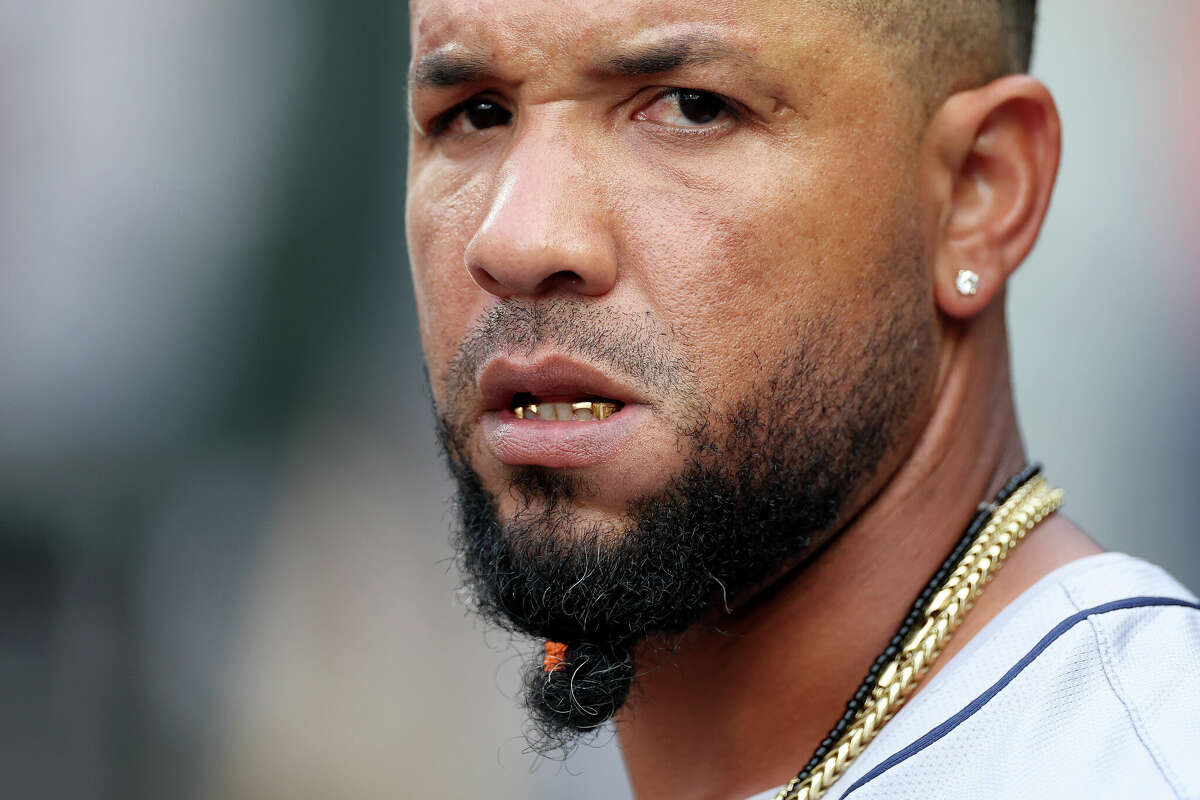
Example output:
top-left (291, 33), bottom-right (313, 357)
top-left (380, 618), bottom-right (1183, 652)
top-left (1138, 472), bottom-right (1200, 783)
top-left (434, 97), bottom-right (513, 136)
top-left (636, 89), bottom-right (733, 127)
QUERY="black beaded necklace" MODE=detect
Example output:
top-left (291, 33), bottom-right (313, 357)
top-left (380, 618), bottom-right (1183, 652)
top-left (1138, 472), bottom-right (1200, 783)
top-left (788, 462), bottom-right (1044, 783)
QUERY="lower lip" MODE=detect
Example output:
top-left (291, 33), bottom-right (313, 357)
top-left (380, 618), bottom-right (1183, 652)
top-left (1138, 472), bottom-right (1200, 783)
top-left (481, 404), bottom-right (651, 468)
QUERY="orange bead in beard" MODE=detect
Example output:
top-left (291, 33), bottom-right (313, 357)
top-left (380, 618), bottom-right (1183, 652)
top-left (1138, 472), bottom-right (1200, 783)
top-left (543, 640), bottom-right (568, 673)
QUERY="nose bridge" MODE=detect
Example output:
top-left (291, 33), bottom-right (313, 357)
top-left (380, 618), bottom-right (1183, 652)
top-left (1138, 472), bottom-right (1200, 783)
top-left (489, 117), bottom-right (590, 241)
top-left (465, 107), bottom-right (617, 298)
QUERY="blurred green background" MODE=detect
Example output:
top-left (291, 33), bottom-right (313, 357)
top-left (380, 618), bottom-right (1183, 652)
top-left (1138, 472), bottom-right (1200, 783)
top-left (1, 2), bottom-right (1197, 798)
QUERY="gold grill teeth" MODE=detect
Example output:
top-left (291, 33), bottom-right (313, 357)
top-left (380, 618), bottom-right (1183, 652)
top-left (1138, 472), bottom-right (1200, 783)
top-left (510, 401), bottom-right (619, 420)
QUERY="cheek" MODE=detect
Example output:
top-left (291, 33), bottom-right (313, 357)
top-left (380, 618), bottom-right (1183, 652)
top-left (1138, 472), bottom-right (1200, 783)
top-left (615, 130), bottom-right (917, 405)
top-left (619, 163), bottom-right (874, 383)
top-left (406, 166), bottom-right (490, 390)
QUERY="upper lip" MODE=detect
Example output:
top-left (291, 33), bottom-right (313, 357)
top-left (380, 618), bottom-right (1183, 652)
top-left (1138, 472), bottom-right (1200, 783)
top-left (477, 353), bottom-right (649, 413)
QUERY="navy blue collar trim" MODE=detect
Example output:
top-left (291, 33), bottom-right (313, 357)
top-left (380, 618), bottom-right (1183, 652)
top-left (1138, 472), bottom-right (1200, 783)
top-left (838, 595), bottom-right (1200, 798)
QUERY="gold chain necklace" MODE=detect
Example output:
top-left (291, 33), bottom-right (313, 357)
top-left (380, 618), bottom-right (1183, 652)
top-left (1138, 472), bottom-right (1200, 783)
top-left (772, 473), bottom-right (1064, 800)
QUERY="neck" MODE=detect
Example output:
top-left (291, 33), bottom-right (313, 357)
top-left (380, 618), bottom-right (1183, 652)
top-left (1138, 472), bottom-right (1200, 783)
top-left (614, 308), bottom-right (1099, 800)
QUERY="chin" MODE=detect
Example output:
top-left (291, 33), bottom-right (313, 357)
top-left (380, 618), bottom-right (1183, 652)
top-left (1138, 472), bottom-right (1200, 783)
top-left (428, 286), bottom-right (932, 751)
top-left (476, 430), bottom-right (691, 521)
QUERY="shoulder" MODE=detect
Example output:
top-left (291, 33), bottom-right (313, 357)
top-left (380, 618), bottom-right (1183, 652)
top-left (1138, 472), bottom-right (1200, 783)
top-left (835, 554), bottom-right (1200, 800)
top-left (1051, 555), bottom-right (1200, 798)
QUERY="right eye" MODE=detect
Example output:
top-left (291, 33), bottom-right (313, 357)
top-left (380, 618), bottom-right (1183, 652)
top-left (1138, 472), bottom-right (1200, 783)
top-left (434, 97), bottom-right (513, 136)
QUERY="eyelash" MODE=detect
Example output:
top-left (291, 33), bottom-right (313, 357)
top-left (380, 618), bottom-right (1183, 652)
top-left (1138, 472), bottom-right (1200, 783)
top-left (429, 95), bottom-right (511, 136)
top-left (425, 87), bottom-right (740, 138)
top-left (640, 88), bottom-right (740, 126)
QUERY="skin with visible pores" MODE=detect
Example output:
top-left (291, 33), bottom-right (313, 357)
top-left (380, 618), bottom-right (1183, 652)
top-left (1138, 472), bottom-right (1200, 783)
top-left (409, 0), bottom-right (939, 749)
top-left (406, 1), bottom-right (1099, 797)
top-left (409, 0), bottom-right (929, 527)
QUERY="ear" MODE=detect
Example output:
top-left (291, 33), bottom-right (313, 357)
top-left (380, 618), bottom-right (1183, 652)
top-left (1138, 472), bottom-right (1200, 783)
top-left (923, 75), bottom-right (1062, 319)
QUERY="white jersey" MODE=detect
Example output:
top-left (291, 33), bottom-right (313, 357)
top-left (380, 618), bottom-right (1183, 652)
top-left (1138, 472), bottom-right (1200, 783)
top-left (747, 553), bottom-right (1200, 800)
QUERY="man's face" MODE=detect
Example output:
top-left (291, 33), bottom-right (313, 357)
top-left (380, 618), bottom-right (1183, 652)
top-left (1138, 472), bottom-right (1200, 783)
top-left (406, 0), bottom-right (939, 745)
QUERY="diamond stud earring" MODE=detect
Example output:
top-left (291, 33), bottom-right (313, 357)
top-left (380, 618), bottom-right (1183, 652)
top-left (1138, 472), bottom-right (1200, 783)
top-left (955, 269), bottom-right (980, 297)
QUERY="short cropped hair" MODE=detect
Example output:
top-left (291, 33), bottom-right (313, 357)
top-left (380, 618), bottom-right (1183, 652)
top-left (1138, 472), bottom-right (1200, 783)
top-left (843, 0), bottom-right (1037, 110)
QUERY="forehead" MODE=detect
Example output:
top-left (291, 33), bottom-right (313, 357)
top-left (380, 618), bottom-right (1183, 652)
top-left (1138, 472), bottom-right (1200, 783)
top-left (409, 0), bottom-right (855, 76)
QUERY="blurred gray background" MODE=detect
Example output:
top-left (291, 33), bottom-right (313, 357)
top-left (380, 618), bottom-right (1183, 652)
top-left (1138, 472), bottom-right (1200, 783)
top-left (1, 2), bottom-right (1196, 799)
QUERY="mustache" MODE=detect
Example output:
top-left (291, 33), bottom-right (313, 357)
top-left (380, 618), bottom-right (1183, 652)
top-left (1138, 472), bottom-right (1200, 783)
top-left (440, 299), bottom-right (694, 413)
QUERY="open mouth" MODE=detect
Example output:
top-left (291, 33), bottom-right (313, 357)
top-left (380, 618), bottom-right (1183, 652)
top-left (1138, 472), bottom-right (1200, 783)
top-left (510, 393), bottom-right (624, 421)
top-left (476, 357), bottom-right (652, 468)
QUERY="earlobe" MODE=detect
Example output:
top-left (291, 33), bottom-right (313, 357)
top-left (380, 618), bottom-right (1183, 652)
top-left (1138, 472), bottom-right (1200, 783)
top-left (926, 75), bottom-right (1062, 320)
top-left (936, 263), bottom-right (994, 319)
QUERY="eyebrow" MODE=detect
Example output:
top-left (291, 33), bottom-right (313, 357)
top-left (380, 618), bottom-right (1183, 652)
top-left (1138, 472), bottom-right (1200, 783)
top-left (409, 32), bottom-right (751, 92)
top-left (597, 34), bottom-right (745, 77)
top-left (410, 49), bottom-right (491, 89)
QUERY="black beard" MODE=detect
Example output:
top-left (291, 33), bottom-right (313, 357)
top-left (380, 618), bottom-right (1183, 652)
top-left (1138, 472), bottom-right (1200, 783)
top-left (436, 299), bottom-right (928, 756)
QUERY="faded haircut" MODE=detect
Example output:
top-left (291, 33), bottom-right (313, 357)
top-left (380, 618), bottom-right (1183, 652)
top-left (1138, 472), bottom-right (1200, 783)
top-left (841, 0), bottom-right (1037, 111)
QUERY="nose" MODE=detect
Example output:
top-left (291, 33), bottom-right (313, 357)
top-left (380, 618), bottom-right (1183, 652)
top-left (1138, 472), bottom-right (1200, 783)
top-left (464, 123), bottom-right (618, 298)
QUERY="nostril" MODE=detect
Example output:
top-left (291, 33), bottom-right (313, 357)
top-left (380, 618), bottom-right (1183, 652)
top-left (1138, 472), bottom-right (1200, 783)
top-left (467, 263), bottom-right (506, 294)
top-left (541, 270), bottom-right (584, 291)
top-left (465, 262), bottom-right (586, 298)
top-left (464, 227), bottom-right (616, 297)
